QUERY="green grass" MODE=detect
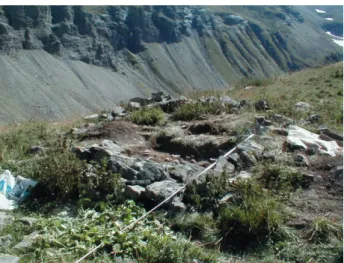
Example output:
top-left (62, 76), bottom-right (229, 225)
top-left (308, 217), bottom-right (343, 243)
top-left (0, 121), bottom-right (52, 162)
top-left (131, 107), bottom-right (165, 126)
top-left (230, 62), bottom-right (343, 132)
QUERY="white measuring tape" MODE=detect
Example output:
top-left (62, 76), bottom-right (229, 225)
top-left (75, 134), bottom-right (255, 263)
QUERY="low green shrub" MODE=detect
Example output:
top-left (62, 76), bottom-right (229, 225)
top-left (218, 180), bottom-right (284, 251)
top-left (16, 148), bottom-right (124, 204)
top-left (131, 107), bottom-right (165, 125)
top-left (172, 101), bottom-right (229, 121)
top-left (255, 163), bottom-right (303, 193)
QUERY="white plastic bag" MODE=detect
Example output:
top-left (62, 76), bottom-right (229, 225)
top-left (0, 170), bottom-right (16, 197)
top-left (0, 170), bottom-right (38, 210)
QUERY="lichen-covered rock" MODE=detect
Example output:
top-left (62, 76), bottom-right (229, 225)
top-left (145, 180), bottom-right (182, 203)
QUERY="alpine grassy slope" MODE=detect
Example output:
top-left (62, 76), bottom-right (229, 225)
top-left (0, 5), bottom-right (343, 123)
top-left (0, 61), bottom-right (342, 262)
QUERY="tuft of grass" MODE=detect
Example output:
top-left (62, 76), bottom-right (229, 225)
top-left (308, 217), bottom-right (343, 243)
top-left (170, 213), bottom-right (219, 243)
top-left (218, 180), bottom-right (285, 251)
top-left (131, 107), bottom-right (165, 126)
top-left (172, 101), bottom-right (229, 121)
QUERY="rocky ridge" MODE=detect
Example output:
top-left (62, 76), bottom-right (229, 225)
top-left (0, 6), bottom-right (342, 123)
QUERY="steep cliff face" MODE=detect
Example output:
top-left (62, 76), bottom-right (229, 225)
top-left (0, 6), bottom-right (342, 123)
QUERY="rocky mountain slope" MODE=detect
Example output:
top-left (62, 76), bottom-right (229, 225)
top-left (0, 6), bottom-right (342, 123)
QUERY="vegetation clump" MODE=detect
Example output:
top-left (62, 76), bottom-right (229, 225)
top-left (131, 107), bottom-right (165, 125)
top-left (254, 163), bottom-right (304, 193)
top-left (172, 101), bottom-right (229, 121)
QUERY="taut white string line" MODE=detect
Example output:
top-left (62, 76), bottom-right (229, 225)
top-left (75, 134), bottom-right (255, 263)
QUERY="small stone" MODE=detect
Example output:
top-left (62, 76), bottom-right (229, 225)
top-left (262, 151), bottom-right (276, 161)
top-left (170, 197), bottom-right (186, 212)
top-left (227, 153), bottom-right (240, 166)
top-left (294, 154), bottom-right (310, 167)
top-left (306, 114), bottom-right (321, 123)
top-left (179, 95), bottom-right (188, 101)
top-left (263, 120), bottom-right (272, 126)
top-left (255, 116), bottom-right (265, 124)
top-left (142, 150), bottom-right (150, 156)
top-left (255, 100), bottom-right (270, 111)
top-left (112, 106), bottom-right (127, 117)
top-left (286, 219), bottom-right (307, 229)
top-left (236, 171), bottom-right (252, 180)
top-left (125, 185), bottom-right (145, 200)
top-left (28, 146), bottom-right (45, 154)
top-left (84, 114), bottom-right (99, 120)
top-left (271, 114), bottom-right (295, 125)
top-left (129, 101), bottom-right (141, 109)
top-left (219, 193), bottom-right (233, 204)
top-left (294, 102), bottom-right (311, 111)
top-left (213, 156), bottom-right (235, 174)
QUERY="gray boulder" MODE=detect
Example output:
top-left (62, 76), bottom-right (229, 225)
top-left (227, 152), bottom-right (240, 166)
top-left (0, 254), bottom-right (20, 263)
top-left (219, 96), bottom-right (238, 107)
top-left (145, 180), bottom-right (182, 203)
top-left (237, 140), bottom-right (264, 157)
top-left (108, 155), bottom-right (168, 182)
top-left (0, 212), bottom-right (14, 230)
top-left (89, 140), bottom-right (122, 163)
top-left (168, 164), bottom-right (201, 182)
top-left (213, 156), bottom-right (235, 174)
top-left (107, 155), bottom-right (140, 180)
top-left (13, 231), bottom-right (40, 251)
top-left (134, 161), bottom-right (168, 181)
top-left (170, 197), bottom-right (186, 212)
top-left (125, 185), bottom-right (145, 200)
